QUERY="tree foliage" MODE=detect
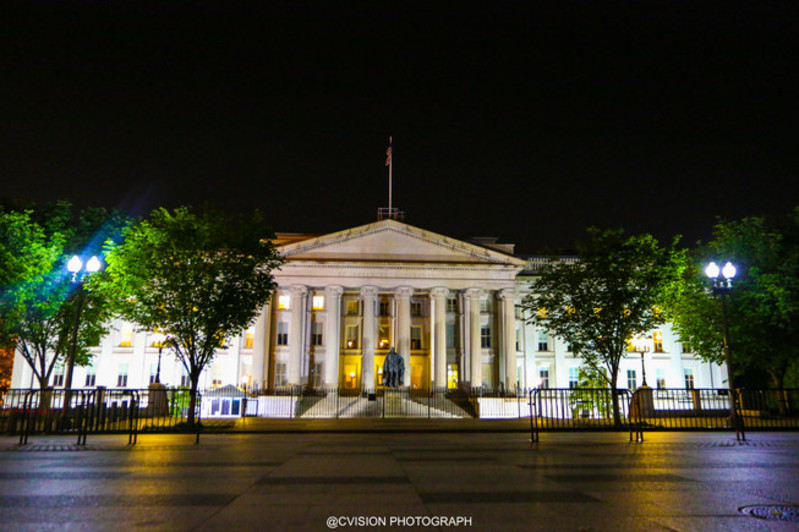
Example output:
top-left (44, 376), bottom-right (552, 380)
top-left (94, 206), bottom-right (283, 424)
top-left (522, 228), bottom-right (686, 424)
top-left (665, 209), bottom-right (799, 388)
top-left (0, 203), bottom-right (125, 390)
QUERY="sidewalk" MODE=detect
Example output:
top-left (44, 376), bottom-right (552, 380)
top-left (2, 431), bottom-right (798, 531)
top-left (227, 417), bottom-right (533, 433)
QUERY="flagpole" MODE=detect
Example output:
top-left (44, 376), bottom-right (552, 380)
top-left (388, 136), bottom-right (393, 214)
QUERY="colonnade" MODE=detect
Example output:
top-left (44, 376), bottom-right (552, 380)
top-left (276, 285), bottom-right (517, 390)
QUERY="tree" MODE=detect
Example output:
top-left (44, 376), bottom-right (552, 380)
top-left (522, 228), bottom-right (685, 425)
top-left (0, 204), bottom-right (124, 391)
top-left (0, 210), bottom-right (63, 390)
top-left (666, 209), bottom-right (799, 389)
top-left (94, 206), bottom-right (283, 425)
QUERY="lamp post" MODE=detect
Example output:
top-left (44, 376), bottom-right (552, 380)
top-left (704, 261), bottom-right (737, 390)
top-left (631, 336), bottom-right (650, 388)
top-left (151, 331), bottom-right (167, 384)
top-left (64, 255), bottom-right (102, 393)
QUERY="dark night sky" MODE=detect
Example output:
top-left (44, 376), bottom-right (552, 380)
top-left (2, 1), bottom-right (797, 254)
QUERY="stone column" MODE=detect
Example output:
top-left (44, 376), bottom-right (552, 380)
top-left (459, 290), bottom-right (469, 385)
top-left (360, 286), bottom-right (378, 390)
top-left (430, 287), bottom-right (449, 389)
top-left (499, 288), bottom-right (517, 391)
top-left (288, 285), bottom-right (307, 386)
top-left (324, 286), bottom-right (343, 387)
top-left (465, 288), bottom-right (484, 388)
top-left (395, 286), bottom-right (414, 387)
top-left (252, 301), bottom-right (270, 391)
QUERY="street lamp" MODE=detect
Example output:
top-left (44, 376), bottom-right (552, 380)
top-left (64, 255), bottom-right (102, 392)
top-left (705, 261), bottom-right (736, 390)
top-left (631, 336), bottom-right (650, 388)
top-left (151, 331), bottom-right (167, 384)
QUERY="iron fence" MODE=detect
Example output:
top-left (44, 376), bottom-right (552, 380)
top-left (529, 388), bottom-right (633, 442)
top-left (737, 389), bottom-right (799, 430)
top-left (628, 388), bottom-right (743, 442)
top-left (243, 387), bottom-right (482, 418)
top-left (1, 387), bottom-right (202, 445)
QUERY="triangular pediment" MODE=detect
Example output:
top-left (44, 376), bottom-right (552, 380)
top-left (278, 219), bottom-right (526, 267)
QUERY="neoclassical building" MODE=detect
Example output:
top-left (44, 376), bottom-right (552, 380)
top-left (10, 218), bottom-right (727, 394)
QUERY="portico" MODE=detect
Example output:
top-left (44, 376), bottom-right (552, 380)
top-left (269, 218), bottom-right (527, 391)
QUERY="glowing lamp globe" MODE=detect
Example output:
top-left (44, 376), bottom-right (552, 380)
top-left (704, 261), bottom-right (720, 279)
top-left (67, 255), bottom-right (83, 274)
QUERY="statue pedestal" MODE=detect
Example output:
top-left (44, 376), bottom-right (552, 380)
top-left (384, 389), bottom-right (403, 416)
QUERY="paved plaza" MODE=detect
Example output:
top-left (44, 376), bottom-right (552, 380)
top-left (1, 426), bottom-right (798, 531)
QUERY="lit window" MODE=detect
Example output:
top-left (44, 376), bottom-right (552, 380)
top-left (345, 325), bottom-right (359, 349)
top-left (653, 330), bottom-right (664, 353)
top-left (627, 369), bottom-right (637, 390)
top-left (539, 368), bottom-right (550, 389)
top-left (117, 363), bottom-right (129, 387)
top-left (656, 368), bottom-right (666, 390)
top-left (274, 362), bottom-right (288, 387)
top-left (276, 322), bottom-right (289, 346)
top-left (446, 323), bottom-right (456, 348)
top-left (446, 298), bottom-right (458, 313)
top-left (151, 330), bottom-right (165, 348)
top-left (244, 327), bottom-right (255, 349)
top-left (447, 364), bottom-right (459, 389)
top-left (311, 322), bottom-right (323, 346)
top-left (378, 325), bottom-right (390, 349)
top-left (684, 368), bottom-right (694, 390)
top-left (411, 327), bottom-right (422, 350)
top-left (278, 295), bottom-right (291, 310)
top-left (53, 366), bottom-right (64, 387)
top-left (119, 323), bottom-right (133, 347)
top-left (480, 325), bottom-right (491, 348)
top-left (568, 367), bottom-right (579, 389)
top-left (312, 296), bottom-right (324, 310)
top-left (537, 330), bottom-right (548, 351)
top-left (346, 301), bottom-right (359, 316)
top-left (311, 362), bottom-right (323, 387)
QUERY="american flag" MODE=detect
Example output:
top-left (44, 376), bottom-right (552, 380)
top-left (385, 146), bottom-right (392, 166)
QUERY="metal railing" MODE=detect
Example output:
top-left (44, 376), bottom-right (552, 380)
top-left (1, 387), bottom-right (202, 445)
top-left (628, 388), bottom-right (744, 443)
top-left (244, 386), bottom-right (481, 418)
top-left (528, 387), bottom-right (799, 443)
top-left (529, 388), bottom-right (632, 442)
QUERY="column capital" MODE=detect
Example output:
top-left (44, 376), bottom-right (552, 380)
top-left (464, 288), bottom-right (484, 300)
top-left (289, 284), bottom-right (308, 296)
top-left (498, 288), bottom-right (516, 300)
top-left (394, 286), bottom-right (414, 298)
top-left (429, 287), bottom-right (450, 299)
top-left (324, 285), bottom-right (344, 297)
top-left (360, 285), bottom-right (379, 299)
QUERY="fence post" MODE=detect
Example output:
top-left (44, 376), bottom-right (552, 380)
top-left (731, 389), bottom-right (745, 442)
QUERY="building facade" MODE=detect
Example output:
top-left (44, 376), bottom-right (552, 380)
top-left (10, 218), bottom-right (727, 393)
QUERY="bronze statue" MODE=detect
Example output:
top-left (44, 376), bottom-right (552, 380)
top-left (382, 347), bottom-right (404, 388)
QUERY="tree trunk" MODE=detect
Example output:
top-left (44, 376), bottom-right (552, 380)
top-left (187, 378), bottom-right (198, 426)
top-left (769, 370), bottom-right (787, 415)
top-left (609, 368), bottom-right (622, 426)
